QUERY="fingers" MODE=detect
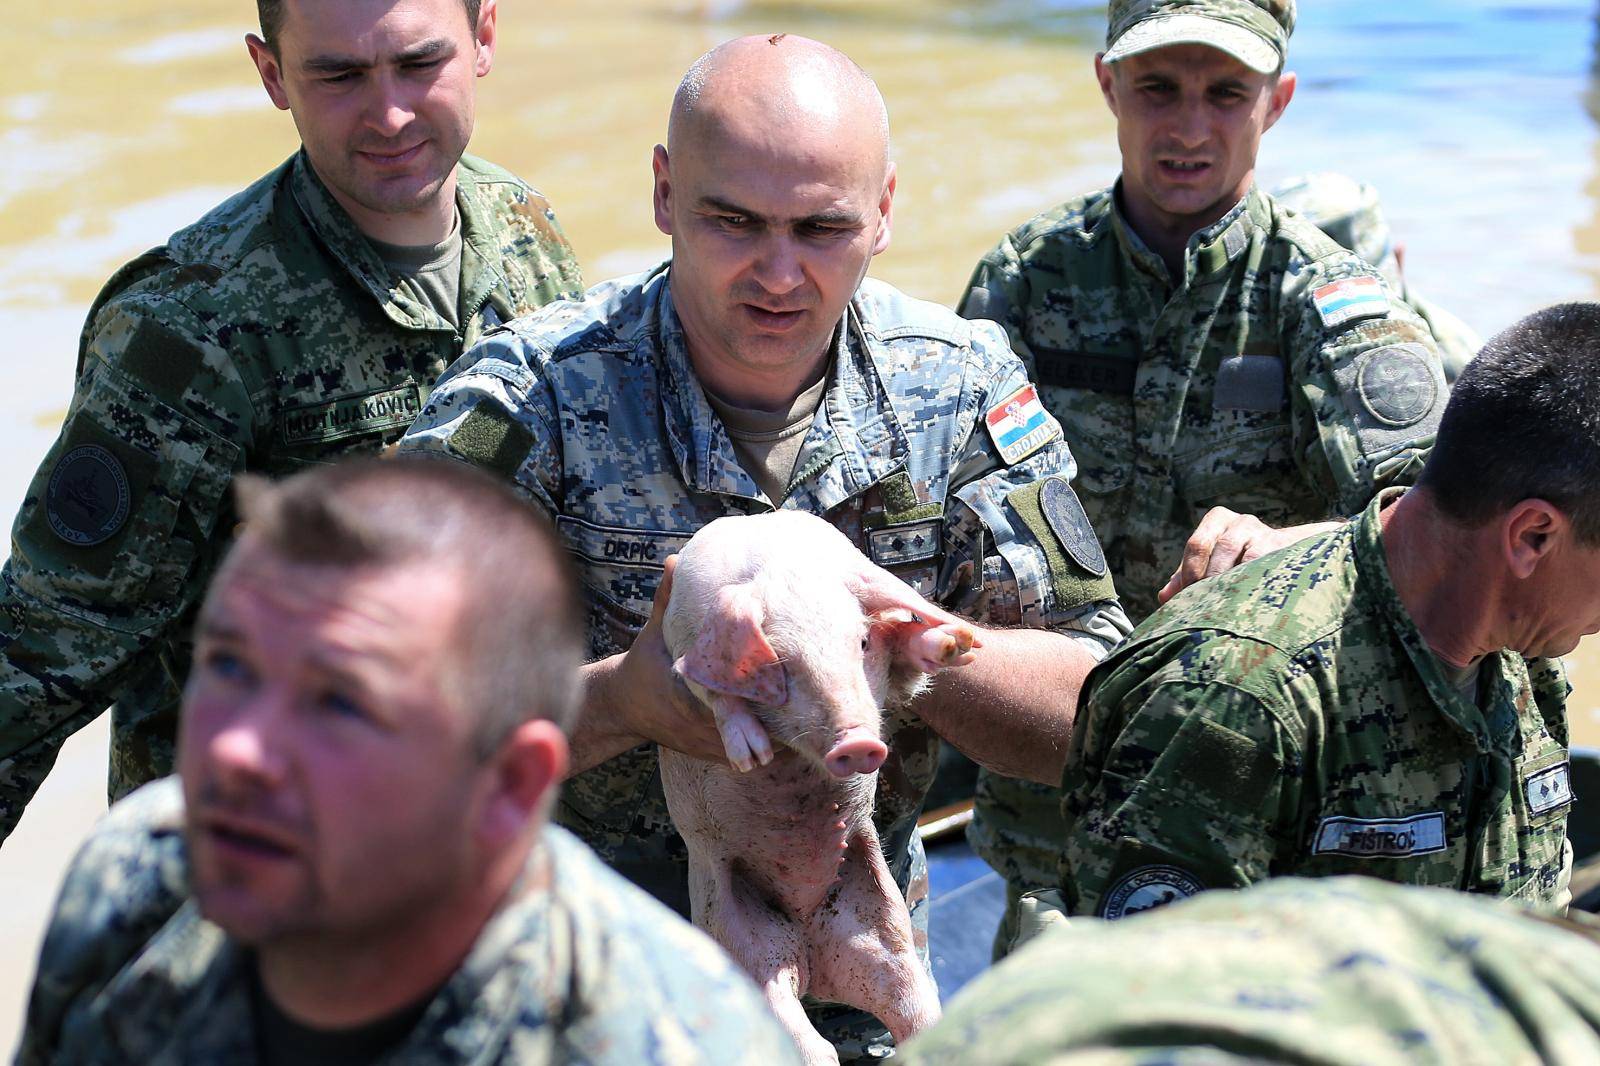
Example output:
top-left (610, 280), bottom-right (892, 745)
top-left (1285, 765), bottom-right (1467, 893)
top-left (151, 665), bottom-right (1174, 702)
top-left (1161, 508), bottom-right (1274, 603)
top-left (647, 553), bottom-right (678, 630)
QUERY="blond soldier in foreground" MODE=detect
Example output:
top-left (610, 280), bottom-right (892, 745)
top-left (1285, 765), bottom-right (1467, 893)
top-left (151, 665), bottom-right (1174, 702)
top-left (1053, 304), bottom-right (1593, 922)
top-left (17, 461), bottom-right (799, 1066)
top-left (958, 0), bottom-right (1451, 952)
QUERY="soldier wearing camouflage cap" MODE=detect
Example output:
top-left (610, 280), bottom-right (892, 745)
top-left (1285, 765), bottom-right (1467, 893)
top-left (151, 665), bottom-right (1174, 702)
top-left (900, 877), bottom-right (1600, 1066)
top-left (17, 459), bottom-right (800, 1065)
top-left (0, 0), bottom-right (584, 844)
top-left (958, 0), bottom-right (1452, 952)
top-left (400, 33), bottom-right (1129, 1060)
top-left (1273, 171), bottom-right (1481, 383)
top-left (1052, 302), bottom-right (1593, 924)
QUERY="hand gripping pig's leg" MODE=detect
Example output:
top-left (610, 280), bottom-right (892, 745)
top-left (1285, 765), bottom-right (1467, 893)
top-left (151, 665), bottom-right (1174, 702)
top-left (806, 830), bottom-right (942, 1044)
top-left (690, 856), bottom-right (840, 1065)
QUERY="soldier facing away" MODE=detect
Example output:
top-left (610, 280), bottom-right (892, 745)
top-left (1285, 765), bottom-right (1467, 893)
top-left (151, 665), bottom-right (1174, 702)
top-left (17, 459), bottom-right (801, 1066)
top-left (1052, 302), bottom-right (1592, 922)
top-left (399, 34), bottom-right (1129, 1060)
top-left (0, 0), bottom-right (584, 843)
top-left (956, 0), bottom-right (1451, 952)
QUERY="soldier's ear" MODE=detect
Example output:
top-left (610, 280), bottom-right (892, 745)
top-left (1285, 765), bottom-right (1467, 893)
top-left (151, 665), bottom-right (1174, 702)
top-left (245, 34), bottom-right (291, 112)
top-left (1263, 69), bottom-right (1296, 132)
top-left (872, 163), bottom-right (896, 257)
top-left (1504, 499), bottom-right (1564, 580)
top-left (652, 145), bottom-right (675, 237)
top-left (1094, 54), bottom-right (1118, 114)
top-left (477, 718), bottom-right (567, 848)
top-left (473, 0), bottom-right (499, 77)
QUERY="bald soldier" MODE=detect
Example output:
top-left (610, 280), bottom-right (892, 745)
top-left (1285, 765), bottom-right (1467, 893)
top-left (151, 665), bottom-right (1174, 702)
top-left (401, 35), bottom-right (1128, 1059)
top-left (0, 0), bottom-right (582, 842)
top-left (956, 0), bottom-right (1451, 951)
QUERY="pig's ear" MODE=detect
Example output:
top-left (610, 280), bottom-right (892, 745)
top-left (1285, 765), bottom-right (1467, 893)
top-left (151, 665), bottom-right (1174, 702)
top-left (847, 561), bottom-right (968, 631)
top-left (674, 586), bottom-right (789, 706)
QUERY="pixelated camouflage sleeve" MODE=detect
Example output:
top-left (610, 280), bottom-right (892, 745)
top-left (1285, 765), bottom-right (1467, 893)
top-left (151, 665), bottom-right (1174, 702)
top-left (1062, 640), bottom-right (1304, 918)
top-left (17, 779), bottom-right (189, 1064)
top-left (0, 298), bottom-right (247, 841)
top-left (395, 331), bottom-right (562, 515)
top-left (940, 319), bottom-right (1129, 647)
top-left (1282, 257), bottom-right (1448, 514)
top-left (956, 234), bottom-right (1038, 379)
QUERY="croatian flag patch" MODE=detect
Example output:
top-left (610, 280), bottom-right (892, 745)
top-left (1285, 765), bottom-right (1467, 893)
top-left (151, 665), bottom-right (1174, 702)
top-left (985, 384), bottom-right (1060, 465)
top-left (1312, 276), bottom-right (1389, 329)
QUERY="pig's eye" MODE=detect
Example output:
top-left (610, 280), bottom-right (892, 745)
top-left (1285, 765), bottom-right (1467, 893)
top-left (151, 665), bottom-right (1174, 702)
top-left (861, 634), bottom-right (870, 651)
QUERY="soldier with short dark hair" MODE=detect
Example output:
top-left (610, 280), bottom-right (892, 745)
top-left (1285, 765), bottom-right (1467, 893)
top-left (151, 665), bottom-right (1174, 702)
top-left (17, 459), bottom-right (801, 1065)
top-left (0, 0), bottom-right (583, 842)
top-left (1052, 302), bottom-right (1591, 922)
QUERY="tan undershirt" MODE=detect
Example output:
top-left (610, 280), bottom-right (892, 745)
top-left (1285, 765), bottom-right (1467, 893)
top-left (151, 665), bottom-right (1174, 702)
top-left (365, 208), bottom-right (463, 331)
top-left (705, 370), bottom-right (829, 505)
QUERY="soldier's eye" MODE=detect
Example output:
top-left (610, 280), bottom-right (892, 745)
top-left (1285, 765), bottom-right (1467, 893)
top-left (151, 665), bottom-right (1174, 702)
top-left (204, 649), bottom-right (252, 684)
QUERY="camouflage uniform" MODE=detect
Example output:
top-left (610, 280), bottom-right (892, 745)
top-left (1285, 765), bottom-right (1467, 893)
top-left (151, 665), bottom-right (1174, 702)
top-left (17, 779), bottom-right (803, 1066)
top-left (899, 876), bottom-right (1600, 1066)
top-left (1273, 171), bottom-right (1481, 383)
top-left (1061, 488), bottom-right (1572, 920)
top-left (958, 183), bottom-right (1450, 942)
top-left (398, 263), bottom-right (1128, 1056)
top-left (0, 151), bottom-right (582, 839)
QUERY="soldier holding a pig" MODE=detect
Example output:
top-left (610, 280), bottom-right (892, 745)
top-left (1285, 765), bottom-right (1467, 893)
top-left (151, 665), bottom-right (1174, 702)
top-left (400, 32), bottom-right (1129, 1062)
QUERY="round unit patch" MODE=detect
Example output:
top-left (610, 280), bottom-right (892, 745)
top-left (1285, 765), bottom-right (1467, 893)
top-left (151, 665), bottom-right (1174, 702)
top-left (1356, 344), bottom-right (1437, 428)
top-left (1041, 477), bottom-right (1107, 577)
top-left (46, 445), bottom-right (132, 547)
top-left (1101, 864), bottom-right (1205, 920)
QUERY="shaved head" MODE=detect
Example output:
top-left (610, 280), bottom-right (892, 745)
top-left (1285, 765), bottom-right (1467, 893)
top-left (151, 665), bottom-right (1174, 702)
top-left (668, 34), bottom-right (891, 182)
top-left (652, 34), bottom-right (897, 408)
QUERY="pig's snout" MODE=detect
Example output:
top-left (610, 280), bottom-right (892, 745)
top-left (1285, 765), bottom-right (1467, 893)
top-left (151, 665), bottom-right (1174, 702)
top-left (824, 731), bottom-right (888, 778)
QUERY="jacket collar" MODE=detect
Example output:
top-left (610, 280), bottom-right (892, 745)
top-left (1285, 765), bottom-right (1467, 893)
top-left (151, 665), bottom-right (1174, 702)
top-left (288, 150), bottom-right (504, 335)
top-left (649, 267), bottom-right (910, 512)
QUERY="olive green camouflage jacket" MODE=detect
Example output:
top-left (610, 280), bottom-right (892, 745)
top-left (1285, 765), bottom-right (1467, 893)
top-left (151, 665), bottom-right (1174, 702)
top-left (17, 780), bottom-right (801, 1065)
top-left (1062, 490), bottom-right (1572, 920)
top-left (0, 152), bottom-right (582, 839)
top-left (900, 876), bottom-right (1600, 1066)
top-left (960, 183), bottom-right (1450, 903)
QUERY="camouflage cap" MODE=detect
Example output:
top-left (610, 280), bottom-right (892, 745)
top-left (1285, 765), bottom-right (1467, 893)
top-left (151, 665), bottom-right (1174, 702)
top-left (1272, 171), bottom-right (1405, 294)
top-left (1104, 0), bottom-right (1296, 74)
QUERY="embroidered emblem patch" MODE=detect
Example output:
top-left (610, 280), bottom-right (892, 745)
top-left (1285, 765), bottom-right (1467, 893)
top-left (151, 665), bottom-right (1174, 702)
top-left (984, 383), bottom-right (1060, 466)
top-left (1041, 477), bottom-right (1107, 576)
top-left (1526, 762), bottom-right (1574, 817)
top-left (1312, 276), bottom-right (1389, 329)
top-left (46, 445), bottom-right (132, 547)
top-left (1357, 344), bottom-right (1437, 428)
top-left (1311, 812), bottom-right (1447, 858)
top-left (1102, 865), bottom-right (1204, 920)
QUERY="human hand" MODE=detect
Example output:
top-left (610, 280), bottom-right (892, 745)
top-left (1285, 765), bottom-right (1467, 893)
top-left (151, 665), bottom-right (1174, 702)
top-left (1157, 509), bottom-right (1341, 605)
top-left (614, 555), bottom-right (730, 763)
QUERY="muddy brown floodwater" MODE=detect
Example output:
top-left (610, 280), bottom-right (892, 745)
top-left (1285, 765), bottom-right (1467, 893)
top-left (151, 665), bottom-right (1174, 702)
top-left (5, 0), bottom-right (1600, 1047)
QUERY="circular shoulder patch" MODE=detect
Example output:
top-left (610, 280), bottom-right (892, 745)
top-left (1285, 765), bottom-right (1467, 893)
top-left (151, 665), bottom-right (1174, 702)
top-left (1356, 344), bottom-right (1437, 428)
top-left (47, 445), bottom-right (132, 547)
top-left (1041, 477), bottom-right (1107, 577)
top-left (1102, 864), bottom-right (1205, 920)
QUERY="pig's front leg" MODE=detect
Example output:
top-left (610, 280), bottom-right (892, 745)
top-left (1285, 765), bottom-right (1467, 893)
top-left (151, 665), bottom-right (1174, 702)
top-left (691, 855), bottom-right (839, 1065)
top-left (806, 831), bottom-right (942, 1045)
top-left (705, 693), bottom-right (774, 772)
top-left (893, 620), bottom-right (977, 673)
